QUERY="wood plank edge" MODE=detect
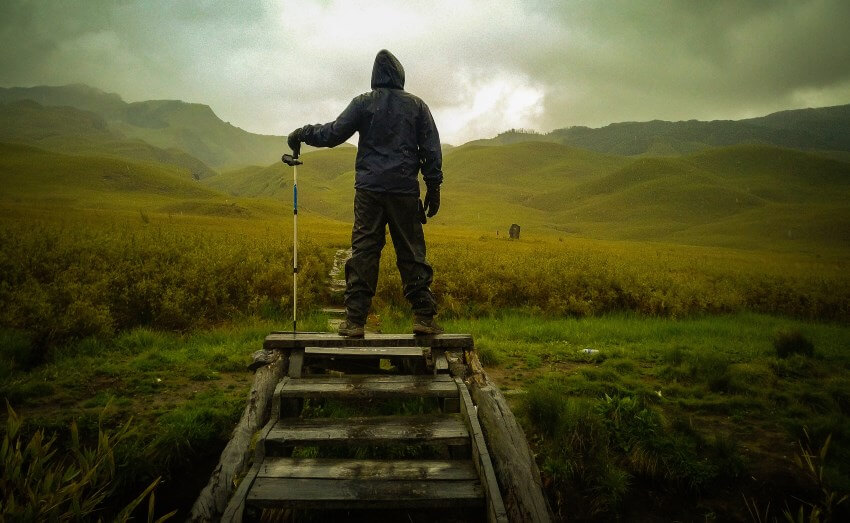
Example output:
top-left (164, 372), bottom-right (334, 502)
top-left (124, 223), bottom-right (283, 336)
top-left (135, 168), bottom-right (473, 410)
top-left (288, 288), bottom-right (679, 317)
top-left (455, 377), bottom-right (509, 523)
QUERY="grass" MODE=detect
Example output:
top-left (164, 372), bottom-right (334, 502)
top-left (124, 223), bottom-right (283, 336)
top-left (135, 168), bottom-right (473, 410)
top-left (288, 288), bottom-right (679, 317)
top-left (420, 311), bottom-right (850, 520)
top-left (1, 126), bottom-right (849, 519)
top-left (0, 313), bottom-right (333, 518)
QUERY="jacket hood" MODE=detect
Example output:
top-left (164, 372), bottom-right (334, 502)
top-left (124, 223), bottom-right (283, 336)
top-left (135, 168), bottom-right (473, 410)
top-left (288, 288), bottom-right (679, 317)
top-left (371, 49), bottom-right (405, 89)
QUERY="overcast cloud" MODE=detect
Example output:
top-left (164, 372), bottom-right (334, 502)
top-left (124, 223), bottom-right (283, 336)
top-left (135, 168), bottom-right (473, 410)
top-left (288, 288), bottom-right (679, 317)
top-left (2, 0), bottom-right (849, 144)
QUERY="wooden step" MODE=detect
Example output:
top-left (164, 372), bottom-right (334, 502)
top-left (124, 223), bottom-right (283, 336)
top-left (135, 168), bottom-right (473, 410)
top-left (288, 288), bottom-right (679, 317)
top-left (265, 332), bottom-right (473, 350)
top-left (259, 457), bottom-right (479, 480)
top-left (304, 346), bottom-right (427, 359)
top-left (247, 477), bottom-right (484, 510)
top-left (265, 414), bottom-right (469, 447)
top-left (279, 374), bottom-right (458, 400)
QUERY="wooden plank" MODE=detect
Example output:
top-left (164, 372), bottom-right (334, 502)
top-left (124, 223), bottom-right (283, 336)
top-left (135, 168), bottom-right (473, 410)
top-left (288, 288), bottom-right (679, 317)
top-left (304, 346), bottom-right (426, 358)
top-left (220, 463), bottom-right (259, 523)
top-left (217, 377), bottom-right (289, 522)
top-left (264, 332), bottom-right (473, 350)
top-left (265, 415), bottom-right (469, 447)
top-left (190, 355), bottom-right (284, 523)
top-left (247, 478), bottom-right (484, 510)
top-left (434, 351), bottom-right (449, 374)
top-left (455, 378), bottom-right (509, 523)
top-left (287, 349), bottom-right (304, 378)
top-left (285, 374), bottom-right (452, 384)
top-left (259, 457), bottom-right (478, 480)
top-left (467, 362), bottom-right (553, 522)
top-left (279, 375), bottom-right (458, 399)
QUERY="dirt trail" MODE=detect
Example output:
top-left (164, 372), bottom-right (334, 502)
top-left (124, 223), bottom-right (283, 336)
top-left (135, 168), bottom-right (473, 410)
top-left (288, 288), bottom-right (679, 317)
top-left (323, 248), bottom-right (351, 330)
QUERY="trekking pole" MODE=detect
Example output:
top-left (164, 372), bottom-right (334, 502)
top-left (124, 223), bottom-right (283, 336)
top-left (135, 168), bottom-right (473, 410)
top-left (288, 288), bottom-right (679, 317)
top-left (282, 153), bottom-right (303, 332)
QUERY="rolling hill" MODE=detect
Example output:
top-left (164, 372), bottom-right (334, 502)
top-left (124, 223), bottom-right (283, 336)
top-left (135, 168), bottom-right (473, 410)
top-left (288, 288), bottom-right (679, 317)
top-left (467, 104), bottom-right (850, 156)
top-left (0, 84), bottom-right (290, 169)
top-left (1, 83), bottom-right (847, 252)
top-left (0, 142), bottom-right (220, 206)
top-left (202, 141), bottom-right (850, 250)
top-left (0, 100), bottom-right (217, 180)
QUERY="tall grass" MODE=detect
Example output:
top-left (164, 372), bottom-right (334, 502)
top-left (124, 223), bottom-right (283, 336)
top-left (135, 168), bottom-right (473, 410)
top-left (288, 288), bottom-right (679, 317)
top-left (374, 235), bottom-right (850, 321)
top-left (0, 220), bottom-right (329, 351)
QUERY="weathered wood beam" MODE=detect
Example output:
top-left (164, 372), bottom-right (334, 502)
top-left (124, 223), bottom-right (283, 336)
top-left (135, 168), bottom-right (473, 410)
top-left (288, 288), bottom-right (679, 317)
top-left (264, 332), bottom-right (473, 350)
top-left (465, 351), bottom-right (553, 523)
top-left (188, 351), bottom-right (286, 522)
top-left (455, 377), bottom-right (509, 523)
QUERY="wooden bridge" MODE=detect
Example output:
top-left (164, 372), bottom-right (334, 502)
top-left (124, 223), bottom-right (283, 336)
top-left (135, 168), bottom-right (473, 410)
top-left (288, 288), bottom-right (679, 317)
top-left (190, 333), bottom-right (552, 522)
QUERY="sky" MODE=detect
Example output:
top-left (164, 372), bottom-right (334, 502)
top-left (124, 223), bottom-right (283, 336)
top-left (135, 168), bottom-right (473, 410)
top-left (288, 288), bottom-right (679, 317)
top-left (2, 0), bottom-right (850, 145)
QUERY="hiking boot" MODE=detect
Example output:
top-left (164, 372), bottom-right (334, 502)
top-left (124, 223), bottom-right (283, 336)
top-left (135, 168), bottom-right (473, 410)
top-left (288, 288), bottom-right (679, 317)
top-left (338, 319), bottom-right (365, 338)
top-left (413, 315), bottom-right (444, 336)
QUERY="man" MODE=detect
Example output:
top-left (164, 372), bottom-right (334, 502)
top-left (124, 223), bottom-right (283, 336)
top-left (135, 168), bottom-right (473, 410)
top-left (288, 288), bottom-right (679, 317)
top-left (287, 49), bottom-right (443, 338)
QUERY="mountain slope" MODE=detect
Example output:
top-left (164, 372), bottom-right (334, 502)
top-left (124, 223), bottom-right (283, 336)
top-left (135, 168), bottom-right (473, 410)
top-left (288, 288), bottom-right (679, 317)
top-left (0, 100), bottom-right (217, 180)
top-left (467, 104), bottom-right (850, 156)
top-left (0, 84), bottom-right (290, 168)
top-left (0, 142), bottom-right (218, 202)
top-left (202, 140), bottom-right (850, 249)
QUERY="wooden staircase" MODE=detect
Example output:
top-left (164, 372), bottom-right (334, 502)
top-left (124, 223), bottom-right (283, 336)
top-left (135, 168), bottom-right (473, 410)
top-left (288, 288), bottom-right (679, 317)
top-left (222, 334), bottom-right (508, 522)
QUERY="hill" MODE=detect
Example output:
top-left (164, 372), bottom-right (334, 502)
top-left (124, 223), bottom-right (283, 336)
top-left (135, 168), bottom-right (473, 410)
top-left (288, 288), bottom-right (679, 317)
top-left (0, 84), bottom-right (290, 169)
top-left (205, 141), bottom-right (850, 250)
top-left (0, 100), bottom-right (217, 180)
top-left (0, 142), bottom-right (220, 206)
top-left (467, 104), bottom-right (850, 156)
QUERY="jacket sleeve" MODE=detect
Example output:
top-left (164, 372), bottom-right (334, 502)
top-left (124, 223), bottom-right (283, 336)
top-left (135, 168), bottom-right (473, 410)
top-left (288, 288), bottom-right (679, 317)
top-left (300, 96), bottom-right (362, 148)
top-left (417, 102), bottom-right (443, 187)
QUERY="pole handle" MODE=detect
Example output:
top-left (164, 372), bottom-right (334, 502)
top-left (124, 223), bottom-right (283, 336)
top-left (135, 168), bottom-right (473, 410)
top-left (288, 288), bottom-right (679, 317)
top-left (282, 154), bottom-right (303, 166)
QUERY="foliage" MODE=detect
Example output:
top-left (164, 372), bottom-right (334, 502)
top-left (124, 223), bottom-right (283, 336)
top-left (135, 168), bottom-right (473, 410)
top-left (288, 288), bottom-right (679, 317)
top-left (370, 234), bottom-right (850, 322)
top-left (0, 219), bottom-right (328, 350)
top-left (521, 380), bottom-right (732, 518)
top-left (775, 330), bottom-right (815, 359)
top-left (1, 402), bottom-right (175, 522)
top-left (782, 431), bottom-right (849, 523)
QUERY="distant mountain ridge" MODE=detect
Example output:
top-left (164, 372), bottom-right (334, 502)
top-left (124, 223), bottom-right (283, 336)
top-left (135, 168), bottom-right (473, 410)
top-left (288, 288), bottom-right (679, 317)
top-left (467, 104), bottom-right (850, 156)
top-left (0, 84), bottom-right (287, 169)
top-left (0, 99), bottom-right (217, 180)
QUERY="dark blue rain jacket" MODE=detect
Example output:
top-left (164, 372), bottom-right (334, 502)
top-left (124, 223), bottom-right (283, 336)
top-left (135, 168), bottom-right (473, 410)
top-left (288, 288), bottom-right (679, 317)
top-left (298, 50), bottom-right (443, 195)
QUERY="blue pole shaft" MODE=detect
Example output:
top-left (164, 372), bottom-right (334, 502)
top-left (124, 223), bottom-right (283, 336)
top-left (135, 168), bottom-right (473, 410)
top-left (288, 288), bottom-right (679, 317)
top-left (293, 164), bottom-right (298, 332)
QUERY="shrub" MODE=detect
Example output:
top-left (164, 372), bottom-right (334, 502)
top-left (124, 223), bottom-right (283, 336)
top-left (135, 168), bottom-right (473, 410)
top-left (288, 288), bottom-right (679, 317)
top-left (775, 330), bottom-right (815, 358)
top-left (1, 402), bottom-right (175, 522)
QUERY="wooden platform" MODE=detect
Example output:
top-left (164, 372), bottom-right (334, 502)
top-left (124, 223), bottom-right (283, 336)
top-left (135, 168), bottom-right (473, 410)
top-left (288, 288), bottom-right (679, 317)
top-left (264, 332), bottom-right (473, 350)
top-left (223, 339), bottom-right (508, 523)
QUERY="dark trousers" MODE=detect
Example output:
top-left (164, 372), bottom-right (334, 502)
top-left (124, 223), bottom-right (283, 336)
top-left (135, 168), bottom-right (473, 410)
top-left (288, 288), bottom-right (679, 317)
top-left (345, 189), bottom-right (437, 324)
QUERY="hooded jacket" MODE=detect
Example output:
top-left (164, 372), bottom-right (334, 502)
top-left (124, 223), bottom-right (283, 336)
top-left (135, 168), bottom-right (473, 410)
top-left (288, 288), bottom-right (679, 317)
top-left (298, 50), bottom-right (443, 195)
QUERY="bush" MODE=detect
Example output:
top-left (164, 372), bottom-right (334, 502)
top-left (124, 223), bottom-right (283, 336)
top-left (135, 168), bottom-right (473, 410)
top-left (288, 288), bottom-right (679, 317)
top-left (775, 330), bottom-right (815, 359)
top-left (1, 402), bottom-right (175, 522)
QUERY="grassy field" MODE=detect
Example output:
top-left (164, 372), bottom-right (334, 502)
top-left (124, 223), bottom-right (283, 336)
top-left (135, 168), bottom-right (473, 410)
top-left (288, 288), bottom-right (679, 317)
top-left (1, 135), bottom-right (849, 520)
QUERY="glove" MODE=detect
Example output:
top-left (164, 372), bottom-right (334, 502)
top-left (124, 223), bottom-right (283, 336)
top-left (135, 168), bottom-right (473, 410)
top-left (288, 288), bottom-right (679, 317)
top-left (287, 127), bottom-right (303, 158)
top-left (418, 199), bottom-right (427, 224)
top-left (423, 185), bottom-right (440, 218)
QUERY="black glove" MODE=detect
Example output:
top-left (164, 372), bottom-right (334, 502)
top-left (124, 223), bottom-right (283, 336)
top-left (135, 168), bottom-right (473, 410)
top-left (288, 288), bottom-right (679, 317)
top-left (418, 199), bottom-right (427, 224)
top-left (287, 127), bottom-right (303, 158)
top-left (423, 185), bottom-right (440, 218)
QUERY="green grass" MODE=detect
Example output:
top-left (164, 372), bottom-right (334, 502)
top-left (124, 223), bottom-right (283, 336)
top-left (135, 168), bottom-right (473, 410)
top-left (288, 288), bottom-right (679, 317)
top-left (414, 312), bottom-right (850, 520)
top-left (0, 313), bottom-right (333, 517)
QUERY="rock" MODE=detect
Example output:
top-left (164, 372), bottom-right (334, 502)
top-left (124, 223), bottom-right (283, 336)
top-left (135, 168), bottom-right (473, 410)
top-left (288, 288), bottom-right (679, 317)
top-left (509, 224), bottom-right (520, 239)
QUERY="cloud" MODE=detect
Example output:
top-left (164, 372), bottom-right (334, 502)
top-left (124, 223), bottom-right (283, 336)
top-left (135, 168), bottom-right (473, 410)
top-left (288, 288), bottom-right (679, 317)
top-left (1, 0), bottom-right (849, 144)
